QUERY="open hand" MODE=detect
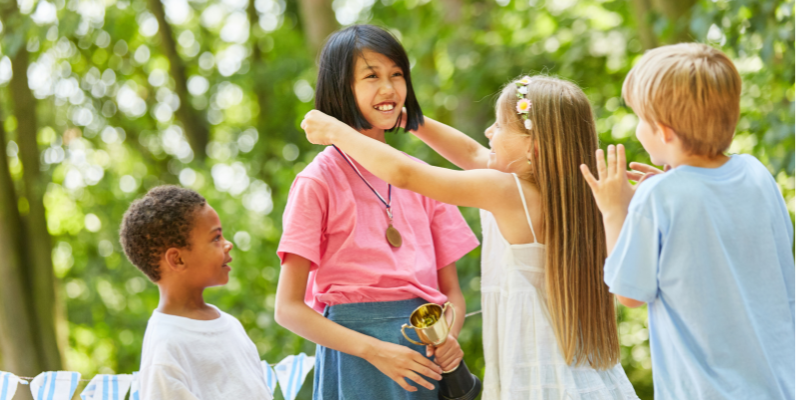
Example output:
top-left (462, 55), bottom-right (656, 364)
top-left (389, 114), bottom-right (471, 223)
top-left (426, 334), bottom-right (463, 372)
top-left (365, 341), bottom-right (443, 392)
top-left (300, 110), bottom-right (351, 146)
top-left (580, 144), bottom-right (636, 220)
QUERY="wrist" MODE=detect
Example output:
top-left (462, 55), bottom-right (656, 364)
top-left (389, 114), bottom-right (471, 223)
top-left (357, 336), bottom-right (380, 361)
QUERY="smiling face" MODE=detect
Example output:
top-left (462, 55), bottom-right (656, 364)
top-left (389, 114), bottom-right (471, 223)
top-left (485, 99), bottom-right (532, 174)
top-left (181, 203), bottom-right (233, 288)
top-left (351, 50), bottom-right (407, 132)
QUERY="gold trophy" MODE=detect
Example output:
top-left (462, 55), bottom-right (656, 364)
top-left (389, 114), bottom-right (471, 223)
top-left (401, 302), bottom-right (482, 400)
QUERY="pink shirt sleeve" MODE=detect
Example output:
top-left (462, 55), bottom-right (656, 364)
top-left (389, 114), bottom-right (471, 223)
top-left (429, 202), bottom-right (479, 269)
top-left (277, 176), bottom-right (328, 269)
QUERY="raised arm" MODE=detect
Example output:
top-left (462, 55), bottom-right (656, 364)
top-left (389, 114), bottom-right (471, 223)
top-left (411, 116), bottom-right (491, 171)
top-left (301, 110), bottom-right (514, 213)
top-left (275, 253), bottom-right (443, 392)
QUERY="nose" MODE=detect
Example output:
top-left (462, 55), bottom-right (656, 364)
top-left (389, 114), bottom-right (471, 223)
top-left (378, 77), bottom-right (395, 95)
top-left (224, 240), bottom-right (233, 252)
top-left (484, 125), bottom-right (494, 140)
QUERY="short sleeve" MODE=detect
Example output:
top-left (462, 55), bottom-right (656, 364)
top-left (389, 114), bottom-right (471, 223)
top-left (604, 210), bottom-right (660, 303)
top-left (429, 202), bottom-right (479, 269)
top-left (277, 176), bottom-right (328, 268)
top-left (140, 364), bottom-right (201, 400)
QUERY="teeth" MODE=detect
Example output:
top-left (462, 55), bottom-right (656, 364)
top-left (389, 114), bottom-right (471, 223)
top-left (375, 104), bottom-right (394, 111)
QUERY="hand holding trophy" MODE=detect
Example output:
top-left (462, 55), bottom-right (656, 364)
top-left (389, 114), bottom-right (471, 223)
top-left (401, 302), bottom-right (482, 400)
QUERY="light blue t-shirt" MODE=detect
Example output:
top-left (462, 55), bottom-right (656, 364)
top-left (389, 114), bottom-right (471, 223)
top-left (605, 154), bottom-right (794, 400)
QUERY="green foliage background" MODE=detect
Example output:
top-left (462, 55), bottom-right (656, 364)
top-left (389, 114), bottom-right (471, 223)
top-left (0, 0), bottom-right (793, 398)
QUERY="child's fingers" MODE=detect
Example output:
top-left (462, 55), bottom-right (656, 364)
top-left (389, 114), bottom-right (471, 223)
top-left (626, 170), bottom-right (645, 181)
top-left (393, 377), bottom-right (418, 392)
top-left (617, 144), bottom-right (627, 176)
top-left (595, 149), bottom-right (607, 180)
top-left (404, 372), bottom-right (436, 391)
top-left (606, 145), bottom-right (617, 176)
top-left (629, 162), bottom-right (662, 175)
top-left (426, 345), bottom-right (434, 357)
top-left (580, 164), bottom-right (599, 190)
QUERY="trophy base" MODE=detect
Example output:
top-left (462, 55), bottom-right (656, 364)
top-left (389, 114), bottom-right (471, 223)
top-left (438, 360), bottom-right (482, 400)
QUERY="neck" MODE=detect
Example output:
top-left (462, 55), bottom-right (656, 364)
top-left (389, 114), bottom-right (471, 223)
top-left (360, 127), bottom-right (387, 143)
top-left (669, 152), bottom-right (730, 169)
top-left (156, 282), bottom-right (216, 320)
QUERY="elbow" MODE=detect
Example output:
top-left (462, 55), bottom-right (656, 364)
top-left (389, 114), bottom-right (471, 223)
top-left (391, 163), bottom-right (413, 190)
top-left (274, 300), bottom-right (291, 327)
top-left (616, 295), bottom-right (645, 308)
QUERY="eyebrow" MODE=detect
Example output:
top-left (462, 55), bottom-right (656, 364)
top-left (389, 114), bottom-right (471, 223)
top-left (359, 63), bottom-right (400, 73)
top-left (210, 227), bottom-right (222, 234)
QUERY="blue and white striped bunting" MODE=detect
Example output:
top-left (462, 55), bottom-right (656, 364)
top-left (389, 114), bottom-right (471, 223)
top-left (260, 361), bottom-right (278, 395)
top-left (30, 371), bottom-right (81, 400)
top-left (273, 353), bottom-right (315, 400)
top-left (79, 374), bottom-right (133, 400)
top-left (0, 372), bottom-right (20, 400)
top-left (129, 372), bottom-right (140, 400)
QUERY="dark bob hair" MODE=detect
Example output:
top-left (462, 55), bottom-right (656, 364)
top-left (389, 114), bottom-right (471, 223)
top-left (315, 25), bottom-right (424, 132)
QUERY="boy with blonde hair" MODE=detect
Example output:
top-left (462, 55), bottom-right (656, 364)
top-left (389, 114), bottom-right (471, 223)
top-left (581, 43), bottom-right (794, 399)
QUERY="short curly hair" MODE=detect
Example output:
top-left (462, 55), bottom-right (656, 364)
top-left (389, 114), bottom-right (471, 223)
top-left (119, 185), bottom-right (207, 282)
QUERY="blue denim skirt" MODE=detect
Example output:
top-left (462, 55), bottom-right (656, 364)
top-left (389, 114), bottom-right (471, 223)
top-left (312, 298), bottom-right (440, 400)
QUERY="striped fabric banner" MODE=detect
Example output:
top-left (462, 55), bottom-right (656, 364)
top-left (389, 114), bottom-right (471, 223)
top-left (273, 353), bottom-right (315, 400)
top-left (79, 374), bottom-right (133, 400)
top-left (260, 361), bottom-right (278, 395)
top-left (129, 372), bottom-right (140, 400)
top-left (0, 372), bottom-right (20, 400)
top-left (30, 371), bottom-right (81, 400)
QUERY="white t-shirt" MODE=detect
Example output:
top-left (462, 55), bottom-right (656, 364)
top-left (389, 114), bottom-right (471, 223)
top-left (140, 305), bottom-right (273, 400)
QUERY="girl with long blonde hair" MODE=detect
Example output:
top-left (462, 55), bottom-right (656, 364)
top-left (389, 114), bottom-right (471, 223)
top-left (301, 75), bottom-right (638, 399)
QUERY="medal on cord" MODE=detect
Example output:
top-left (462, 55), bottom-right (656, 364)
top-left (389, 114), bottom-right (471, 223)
top-left (333, 145), bottom-right (403, 248)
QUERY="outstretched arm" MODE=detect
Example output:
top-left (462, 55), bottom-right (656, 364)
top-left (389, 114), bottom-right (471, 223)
top-left (301, 110), bottom-right (514, 213)
top-left (412, 116), bottom-right (491, 171)
top-left (580, 144), bottom-right (645, 308)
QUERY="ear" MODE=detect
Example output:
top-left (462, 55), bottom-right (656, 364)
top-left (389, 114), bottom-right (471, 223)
top-left (526, 138), bottom-right (539, 162)
top-left (655, 123), bottom-right (677, 144)
top-left (163, 248), bottom-right (188, 273)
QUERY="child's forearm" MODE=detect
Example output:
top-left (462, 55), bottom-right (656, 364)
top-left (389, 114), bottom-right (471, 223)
top-left (275, 295), bottom-right (379, 359)
top-left (330, 126), bottom-right (431, 190)
top-left (602, 212), bottom-right (626, 256)
top-left (412, 117), bottom-right (490, 171)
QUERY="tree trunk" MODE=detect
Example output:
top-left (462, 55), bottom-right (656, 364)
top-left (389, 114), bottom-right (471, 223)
top-left (147, 0), bottom-right (210, 160)
top-left (630, 0), bottom-right (658, 50)
top-left (297, 0), bottom-right (338, 54)
top-left (248, 0), bottom-right (269, 133)
top-left (8, 25), bottom-right (63, 374)
top-left (0, 109), bottom-right (41, 381)
top-left (652, 0), bottom-right (697, 43)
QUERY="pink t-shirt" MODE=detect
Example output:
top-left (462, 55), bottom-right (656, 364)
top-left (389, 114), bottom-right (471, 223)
top-left (278, 146), bottom-right (479, 312)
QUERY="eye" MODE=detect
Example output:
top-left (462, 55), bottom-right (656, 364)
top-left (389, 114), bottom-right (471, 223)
top-left (365, 74), bottom-right (377, 79)
top-left (213, 234), bottom-right (221, 242)
top-left (392, 72), bottom-right (403, 77)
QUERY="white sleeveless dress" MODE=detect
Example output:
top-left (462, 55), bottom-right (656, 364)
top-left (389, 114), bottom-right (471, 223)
top-left (480, 174), bottom-right (639, 400)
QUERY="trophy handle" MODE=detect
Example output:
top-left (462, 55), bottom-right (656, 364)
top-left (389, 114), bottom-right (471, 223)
top-left (442, 302), bottom-right (455, 332)
top-left (401, 324), bottom-right (426, 346)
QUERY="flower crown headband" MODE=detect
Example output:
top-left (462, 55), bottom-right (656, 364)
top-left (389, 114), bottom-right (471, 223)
top-left (514, 76), bottom-right (533, 130)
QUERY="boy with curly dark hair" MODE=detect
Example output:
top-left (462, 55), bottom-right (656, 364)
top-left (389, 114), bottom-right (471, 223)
top-left (120, 185), bottom-right (272, 399)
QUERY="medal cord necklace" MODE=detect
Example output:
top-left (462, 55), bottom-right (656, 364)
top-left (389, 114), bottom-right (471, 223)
top-left (333, 145), bottom-right (403, 248)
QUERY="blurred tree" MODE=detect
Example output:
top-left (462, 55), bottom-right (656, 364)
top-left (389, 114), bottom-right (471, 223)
top-left (0, 1), bottom-right (792, 400)
top-left (146, 0), bottom-right (210, 159)
top-left (0, 0), bottom-right (63, 388)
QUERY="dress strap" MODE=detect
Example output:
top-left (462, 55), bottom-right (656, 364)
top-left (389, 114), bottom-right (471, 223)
top-left (512, 173), bottom-right (538, 244)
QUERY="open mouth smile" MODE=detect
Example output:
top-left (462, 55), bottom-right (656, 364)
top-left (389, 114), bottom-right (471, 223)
top-left (373, 102), bottom-right (397, 113)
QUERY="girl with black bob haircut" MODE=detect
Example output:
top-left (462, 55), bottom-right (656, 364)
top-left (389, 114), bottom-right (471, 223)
top-left (314, 24), bottom-right (424, 132)
top-left (276, 25), bottom-right (477, 399)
